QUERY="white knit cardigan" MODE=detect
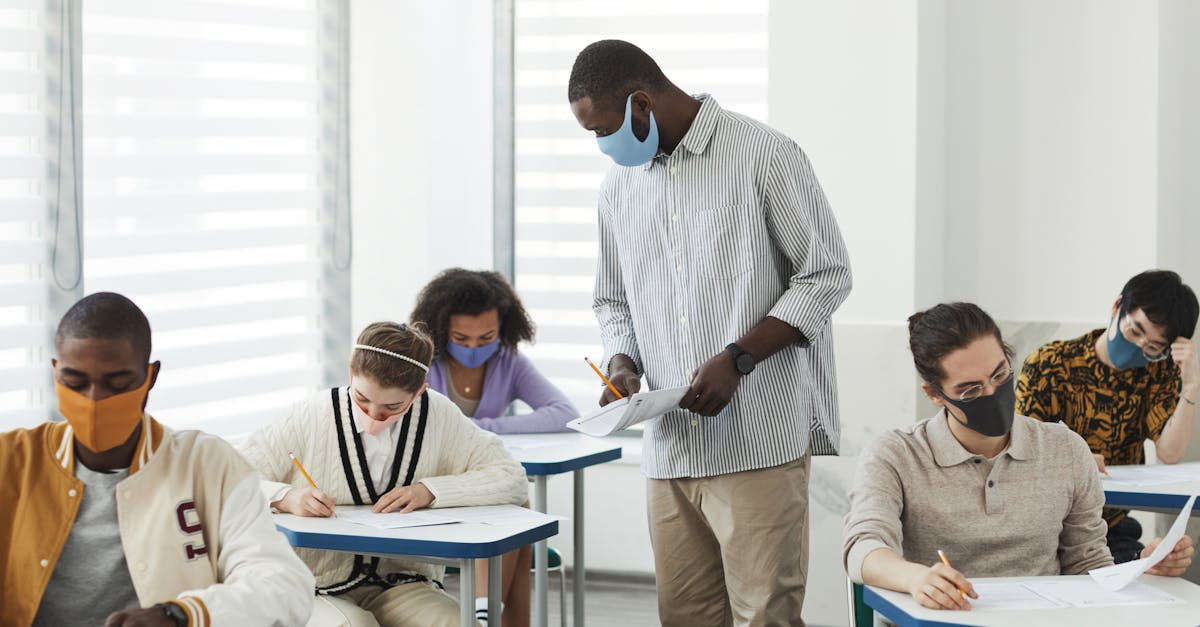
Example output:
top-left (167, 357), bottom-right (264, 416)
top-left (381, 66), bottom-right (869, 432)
top-left (239, 387), bottom-right (528, 590)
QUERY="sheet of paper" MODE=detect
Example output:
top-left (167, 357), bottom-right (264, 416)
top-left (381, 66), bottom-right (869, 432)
top-left (1089, 493), bottom-right (1198, 590)
top-left (966, 582), bottom-right (1066, 610)
top-left (1102, 462), bottom-right (1200, 486)
top-left (336, 509), bottom-right (460, 530)
top-left (435, 505), bottom-right (563, 526)
top-left (567, 386), bottom-right (689, 436)
top-left (1032, 580), bottom-right (1181, 607)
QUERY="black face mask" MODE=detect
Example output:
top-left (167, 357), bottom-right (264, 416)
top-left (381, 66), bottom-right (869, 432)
top-left (941, 377), bottom-right (1016, 437)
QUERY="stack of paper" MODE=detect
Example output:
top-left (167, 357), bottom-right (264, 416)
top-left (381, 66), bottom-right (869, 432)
top-left (336, 509), bottom-right (459, 530)
top-left (336, 505), bottom-right (561, 530)
top-left (966, 580), bottom-right (1181, 611)
top-left (567, 386), bottom-right (689, 437)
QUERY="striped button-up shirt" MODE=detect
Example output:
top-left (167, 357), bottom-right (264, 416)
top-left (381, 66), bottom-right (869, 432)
top-left (593, 95), bottom-right (852, 479)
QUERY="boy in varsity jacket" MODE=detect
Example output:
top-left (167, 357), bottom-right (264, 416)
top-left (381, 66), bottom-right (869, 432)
top-left (239, 322), bottom-right (528, 627)
top-left (0, 292), bottom-right (314, 627)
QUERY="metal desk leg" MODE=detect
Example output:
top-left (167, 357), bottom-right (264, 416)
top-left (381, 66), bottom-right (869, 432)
top-left (489, 554), bottom-right (503, 627)
top-left (532, 475), bottom-right (549, 627)
top-left (574, 469), bottom-right (585, 627)
top-left (460, 558), bottom-right (476, 627)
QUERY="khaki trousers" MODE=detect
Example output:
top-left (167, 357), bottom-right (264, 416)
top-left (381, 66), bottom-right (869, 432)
top-left (305, 581), bottom-right (475, 627)
top-left (647, 453), bottom-right (810, 627)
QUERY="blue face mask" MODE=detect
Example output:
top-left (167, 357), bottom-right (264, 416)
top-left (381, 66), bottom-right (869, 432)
top-left (446, 339), bottom-right (500, 369)
top-left (1106, 314), bottom-right (1149, 370)
top-left (596, 94), bottom-right (659, 167)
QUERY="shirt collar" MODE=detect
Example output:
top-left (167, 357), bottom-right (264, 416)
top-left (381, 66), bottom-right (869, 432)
top-left (927, 409), bottom-right (1031, 467)
top-left (643, 93), bottom-right (720, 171)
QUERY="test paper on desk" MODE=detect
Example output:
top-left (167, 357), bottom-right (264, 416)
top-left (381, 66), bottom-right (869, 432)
top-left (1102, 462), bottom-right (1200, 486)
top-left (966, 580), bottom-right (1181, 611)
top-left (567, 386), bottom-right (689, 437)
top-left (1088, 492), bottom-right (1198, 591)
top-left (337, 509), bottom-right (459, 530)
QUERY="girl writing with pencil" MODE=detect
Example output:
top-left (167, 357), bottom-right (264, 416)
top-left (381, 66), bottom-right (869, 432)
top-left (239, 322), bottom-right (528, 627)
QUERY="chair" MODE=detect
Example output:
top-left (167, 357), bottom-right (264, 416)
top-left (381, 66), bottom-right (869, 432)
top-left (847, 578), bottom-right (873, 627)
top-left (532, 546), bottom-right (567, 627)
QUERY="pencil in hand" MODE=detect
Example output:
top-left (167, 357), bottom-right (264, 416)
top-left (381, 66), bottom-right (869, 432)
top-left (585, 357), bottom-right (624, 400)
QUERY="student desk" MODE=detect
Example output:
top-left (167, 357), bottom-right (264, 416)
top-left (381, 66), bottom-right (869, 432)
top-left (501, 433), bottom-right (623, 627)
top-left (275, 507), bottom-right (558, 627)
top-left (1102, 465), bottom-right (1200, 516)
top-left (863, 575), bottom-right (1200, 627)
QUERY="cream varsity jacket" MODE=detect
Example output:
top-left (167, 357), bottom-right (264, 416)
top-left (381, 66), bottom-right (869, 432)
top-left (239, 387), bottom-right (528, 591)
top-left (0, 414), bottom-right (315, 627)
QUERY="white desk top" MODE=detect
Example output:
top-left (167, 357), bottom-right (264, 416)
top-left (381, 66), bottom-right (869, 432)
top-left (865, 575), bottom-right (1200, 627)
top-left (1102, 463), bottom-right (1200, 514)
top-left (274, 505), bottom-right (558, 559)
top-left (500, 433), bottom-right (623, 475)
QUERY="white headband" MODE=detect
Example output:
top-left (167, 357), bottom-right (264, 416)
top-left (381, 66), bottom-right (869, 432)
top-left (353, 344), bottom-right (430, 372)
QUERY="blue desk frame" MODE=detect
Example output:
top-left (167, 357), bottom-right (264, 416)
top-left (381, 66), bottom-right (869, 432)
top-left (278, 517), bottom-right (558, 627)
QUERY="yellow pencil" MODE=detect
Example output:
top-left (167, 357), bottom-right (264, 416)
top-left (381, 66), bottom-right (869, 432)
top-left (289, 451), bottom-right (319, 489)
top-left (937, 549), bottom-right (966, 598)
top-left (584, 357), bottom-right (624, 400)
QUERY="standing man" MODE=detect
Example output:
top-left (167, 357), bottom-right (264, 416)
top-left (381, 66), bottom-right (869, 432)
top-left (1017, 269), bottom-right (1199, 563)
top-left (568, 40), bottom-right (852, 626)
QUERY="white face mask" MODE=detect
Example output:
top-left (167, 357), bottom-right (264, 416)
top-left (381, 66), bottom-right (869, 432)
top-left (349, 379), bottom-right (411, 436)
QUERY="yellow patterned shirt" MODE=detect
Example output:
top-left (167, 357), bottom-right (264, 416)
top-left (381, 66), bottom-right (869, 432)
top-left (1016, 328), bottom-right (1181, 526)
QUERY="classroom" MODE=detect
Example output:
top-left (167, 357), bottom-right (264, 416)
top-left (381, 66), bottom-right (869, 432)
top-left (3, 1), bottom-right (1200, 626)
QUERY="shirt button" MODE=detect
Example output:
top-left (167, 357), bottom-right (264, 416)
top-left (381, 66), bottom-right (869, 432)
top-left (679, 315), bottom-right (687, 324)
top-left (669, 166), bottom-right (678, 175)
top-left (671, 213), bottom-right (679, 221)
top-left (973, 459), bottom-right (981, 464)
top-left (40, 559), bottom-right (49, 567)
top-left (121, 490), bottom-right (131, 499)
top-left (68, 489), bottom-right (77, 497)
top-left (676, 264), bottom-right (683, 272)
top-left (987, 480), bottom-right (995, 488)
top-left (691, 419), bottom-right (698, 427)
top-left (135, 562), bottom-right (147, 572)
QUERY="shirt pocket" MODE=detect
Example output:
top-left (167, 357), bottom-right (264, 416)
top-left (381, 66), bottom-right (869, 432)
top-left (689, 203), bottom-right (755, 282)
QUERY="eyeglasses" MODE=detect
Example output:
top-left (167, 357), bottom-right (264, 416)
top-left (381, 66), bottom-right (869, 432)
top-left (938, 364), bottom-right (1014, 403)
top-left (1117, 313), bottom-right (1171, 362)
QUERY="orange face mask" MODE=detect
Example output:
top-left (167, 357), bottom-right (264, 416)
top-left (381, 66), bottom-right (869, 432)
top-left (55, 365), bottom-right (154, 453)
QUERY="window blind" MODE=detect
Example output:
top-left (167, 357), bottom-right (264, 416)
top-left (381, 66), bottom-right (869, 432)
top-left (513, 0), bottom-right (768, 414)
top-left (0, 0), bottom-right (57, 431)
top-left (81, 0), bottom-right (327, 437)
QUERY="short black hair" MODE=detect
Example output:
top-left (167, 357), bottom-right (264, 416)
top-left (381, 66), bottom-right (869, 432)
top-left (568, 39), bottom-right (670, 110)
top-left (409, 268), bottom-right (535, 357)
top-left (908, 302), bottom-right (1014, 386)
top-left (1120, 269), bottom-right (1199, 341)
top-left (55, 292), bottom-right (152, 363)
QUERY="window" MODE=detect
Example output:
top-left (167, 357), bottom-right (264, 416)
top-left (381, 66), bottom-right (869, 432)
top-left (0, 0), bottom-right (57, 431)
top-left (512, 0), bottom-right (768, 414)
top-left (81, 0), bottom-right (334, 437)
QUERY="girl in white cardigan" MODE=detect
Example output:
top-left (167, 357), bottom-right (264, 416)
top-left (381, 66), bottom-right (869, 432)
top-left (240, 322), bottom-right (528, 627)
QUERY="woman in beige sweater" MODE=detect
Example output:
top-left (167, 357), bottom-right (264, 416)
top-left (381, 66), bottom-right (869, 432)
top-left (240, 322), bottom-right (528, 627)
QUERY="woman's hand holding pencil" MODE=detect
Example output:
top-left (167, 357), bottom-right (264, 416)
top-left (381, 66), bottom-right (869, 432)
top-left (270, 451), bottom-right (336, 518)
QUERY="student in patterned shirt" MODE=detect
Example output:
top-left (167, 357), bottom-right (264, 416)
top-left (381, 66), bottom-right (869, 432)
top-left (1016, 270), bottom-right (1199, 563)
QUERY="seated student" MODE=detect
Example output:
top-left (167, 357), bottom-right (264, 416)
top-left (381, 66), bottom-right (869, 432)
top-left (843, 302), bottom-right (1194, 611)
top-left (1017, 269), bottom-right (1199, 563)
top-left (239, 321), bottom-right (528, 627)
top-left (0, 292), bottom-right (314, 627)
top-left (411, 268), bottom-right (577, 434)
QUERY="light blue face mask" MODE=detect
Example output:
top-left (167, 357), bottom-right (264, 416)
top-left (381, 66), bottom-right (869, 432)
top-left (446, 339), bottom-right (500, 369)
top-left (596, 94), bottom-right (659, 167)
top-left (1106, 313), bottom-right (1149, 369)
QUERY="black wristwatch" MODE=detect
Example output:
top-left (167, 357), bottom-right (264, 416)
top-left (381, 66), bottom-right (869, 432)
top-left (725, 343), bottom-right (755, 375)
top-left (156, 602), bottom-right (188, 627)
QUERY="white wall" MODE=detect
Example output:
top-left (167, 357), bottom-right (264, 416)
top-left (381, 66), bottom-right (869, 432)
top-left (350, 0), bottom-right (494, 335)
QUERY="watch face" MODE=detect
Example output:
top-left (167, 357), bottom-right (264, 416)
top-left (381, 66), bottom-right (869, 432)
top-left (736, 353), bottom-right (755, 374)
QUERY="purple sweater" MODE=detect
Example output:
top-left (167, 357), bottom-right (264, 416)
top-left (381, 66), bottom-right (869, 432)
top-left (426, 347), bottom-right (578, 434)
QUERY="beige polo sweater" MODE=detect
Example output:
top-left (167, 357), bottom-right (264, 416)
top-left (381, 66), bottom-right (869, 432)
top-left (843, 412), bottom-right (1113, 583)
